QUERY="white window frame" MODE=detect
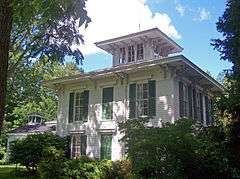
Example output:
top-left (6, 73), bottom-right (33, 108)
top-left (71, 134), bottom-right (81, 159)
top-left (73, 91), bottom-right (88, 122)
top-left (136, 82), bottom-right (149, 117)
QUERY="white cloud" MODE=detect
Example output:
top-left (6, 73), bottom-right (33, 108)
top-left (199, 8), bottom-right (210, 21)
top-left (175, 1), bottom-right (185, 16)
top-left (78, 0), bottom-right (181, 55)
top-left (194, 8), bottom-right (210, 21)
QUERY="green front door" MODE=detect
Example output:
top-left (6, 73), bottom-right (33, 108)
top-left (100, 134), bottom-right (112, 160)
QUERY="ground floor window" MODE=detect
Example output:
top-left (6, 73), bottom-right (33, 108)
top-left (71, 134), bottom-right (87, 158)
top-left (100, 134), bottom-right (112, 160)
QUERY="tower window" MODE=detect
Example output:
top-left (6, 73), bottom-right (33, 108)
top-left (128, 45), bottom-right (135, 62)
top-left (119, 47), bottom-right (126, 64)
top-left (137, 44), bottom-right (144, 61)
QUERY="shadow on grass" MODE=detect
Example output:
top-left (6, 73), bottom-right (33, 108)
top-left (0, 165), bottom-right (39, 179)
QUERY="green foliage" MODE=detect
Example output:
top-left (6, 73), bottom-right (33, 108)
top-left (0, 165), bottom-right (39, 179)
top-left (10, 133), bottom-right (67, 173)
top-left (212, 0), bottom-right (240, 122)
top-left (120, 118), bottom-right (240, 178)
top-left (39, 154), bottom-right (134, 179)
top-left (211, 1), bottom-right (240, 174)
top-left (64, 157), bottom-right (101, 178)
top-left (38, 147), bottom-right (66, 179)
top-left (0, 61), bottom-right (82, 163)
top-left (9, 0), bottom-right (91, 72)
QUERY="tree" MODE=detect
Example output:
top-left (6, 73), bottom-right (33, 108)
top-left (119, 118), bottom-right (240, 178)
top-left (0, 61), bottom-right (82, 154)
top-left (0, 0), bottom-right (90, 132)
top-left (212, 0), bottom-right (240, 160)
top-left (6, 60), bottom-right (83, 127)
top-left (10, 133), bottom-right (68, 172)
top-left (212, 0), bottom-right (240, 122)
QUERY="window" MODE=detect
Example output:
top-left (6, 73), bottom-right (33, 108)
top-left (100, 134), bottom-right (112, 160)
top-left (188, 86), bottom-right (193, 118)
top-left (196, 92), bottom-right (203, 123)
top-left (28, 113), bottom-right (43, 124)
top-left (137, 44), bottom-right (144, 61)
top-left (128, 45), bottom-right (135, 62)
top-left (179, 82), bottom-right (188, 117)
top-left (74, 91), bottom-right (89, 121)
top-left (136, 83), bottom-right (149, 116)
top-left (68, 91), bottom-right (89, 123)
top-left (129, 80), bottom-right (156, 118)
top-left (205, 96), bottom-right (214, 125)
top-left (119, 47), bottom-right (126, 64)
top-left (71, 134), bottom-right (87, 158)
top-left (102, 87), bottom-right (113, 120)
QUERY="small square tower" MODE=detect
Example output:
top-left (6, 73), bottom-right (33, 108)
top-left (95, 28), bottom-right (183, 67)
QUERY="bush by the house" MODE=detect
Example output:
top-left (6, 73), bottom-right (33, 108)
top-left (119, 118), bottom-right (240, 178)
top-left (38, 154), bottom-right (134, 179)
top-left (38, 146), bottom-right (66, 179)
top-left (10, 132), bottom-right (67, 172)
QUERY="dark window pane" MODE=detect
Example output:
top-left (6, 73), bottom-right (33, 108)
top-left (69, 93), bottom-right (74, 123)
top-left (102, 87), bottom-right (113, 120)
top-left (80, 135), bottom-right (87, 155)
top-left (129, 84), bottom-right (136, 118)
top-left (148, 80), bottom-right (156, 117)
top-left (179, 82), bottom-right (184, 117)
top-left (101, 134), bottom-right (112, 160)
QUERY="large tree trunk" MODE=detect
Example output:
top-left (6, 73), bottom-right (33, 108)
top-left (0, 0), bottom-right (12, 132)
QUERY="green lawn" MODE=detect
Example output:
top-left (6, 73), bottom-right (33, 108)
top-left (0, 165), bottom-right (39, 179)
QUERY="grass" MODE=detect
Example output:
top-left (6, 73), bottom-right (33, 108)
top-left (0, 165), bottom-right (39, 179)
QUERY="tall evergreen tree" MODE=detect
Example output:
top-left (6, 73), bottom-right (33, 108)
top-left (212, 0), bottom-right (240, 122)
top-left (212, 0), bottom-right (240, 161)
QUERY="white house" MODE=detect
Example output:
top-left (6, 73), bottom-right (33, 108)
top-left (44, 28), bottom-right (223, 161)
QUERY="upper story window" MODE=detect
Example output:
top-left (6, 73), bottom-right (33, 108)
top-left (179, 82), bottom-right (189, 117)
top-left (136, 83), bottom-right (149, 116)
top-left (129, 80), bottom-right (156, 118)
top-left (68, 91), bottom-right (89, 123)
top-left (128, 45), bottom-right (135, 62)
top-left (137, 44), bottom-right (144, 61)
top-left (102, 87), bottom-right (114, 120)
top-left (119, 47), bottom-right (126, 64)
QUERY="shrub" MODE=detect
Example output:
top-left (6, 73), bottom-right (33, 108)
top-left (62, 156), bottom-right (134, 179)
top-left (64, 156), bottom-right (100, 178)
top-left (10, 132), bottom-right (67, 172)
top-left (120, 118), bottom-right (240, 178)
top-left (38, 147), bottom-right (66, 179)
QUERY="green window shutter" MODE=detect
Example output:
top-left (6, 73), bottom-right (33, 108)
top-left (80, 135), bottom-right (87, 156)
top-left (210, 99), bottom-right (214, 125)
top-left (68, 93), bottom-right (74, 123)
top-left (188, 86), bottom-right (193, 118)
top-left (80, 90), bottom-right (89, 121)
top-left (129, 83), bottom-right (136, 119)
top-left (100, 134), bottom-right (112, 160)
top-left (148, 80), bottom-right (156, 117)
top-left (193, 89), bottom-right (197, 119)
top-left (179, 82), bottom-right (184, 118)
top-left (102, 87), bottom-right (113, 120)
top-left (205, 96), bottom-right (209, 125)
top-left (199, 93), bottom-right (203, 123)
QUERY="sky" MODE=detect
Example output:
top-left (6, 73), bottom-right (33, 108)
top-left (76, 0), bottom-right (231, 78)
